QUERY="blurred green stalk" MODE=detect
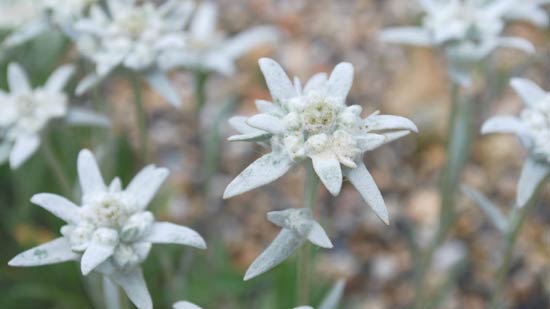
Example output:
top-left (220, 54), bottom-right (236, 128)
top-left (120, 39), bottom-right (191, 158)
top-left (414, 84), bottom-right (474, 308)
top-left (130, 74), bottom-right (149, 161)
top-left (41, 133), bottom-right (72, 197)
top-left (297, 161), bottom-right (319, 306)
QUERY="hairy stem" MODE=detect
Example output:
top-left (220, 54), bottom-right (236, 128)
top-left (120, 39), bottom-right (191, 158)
top-left (130, 75), bottom-right (148, 161)
top-left (41, 135), bottom-right (72, 197)
top-left (297, 161), bottom-right (319, 306)
top-left (414, 84), bottom-right (473, 308)
top-left (103, 277), bottom-right (121, 309)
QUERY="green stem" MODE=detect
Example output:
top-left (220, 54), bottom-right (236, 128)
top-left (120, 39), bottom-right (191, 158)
top-left (41, 135), bottom-right (72, 197)
top-left (195, 71), bottom-right (208, 114)
top-left (489, 193), bottom-right (540, 309)
top-left (414, 84), bottom-right (473, 308)
top-left (297, 161), bottom-right (319, 306)
top-left (130, 75), bottom-right (148, 161)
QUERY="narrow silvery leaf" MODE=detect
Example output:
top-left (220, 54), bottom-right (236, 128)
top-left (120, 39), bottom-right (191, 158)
top-left (45, 65), bottom-right (75, 92)
top-left (8, 63), bottom-right (31, 94)
top-left (76, 74), bottom-right (101, 96)
top-left (173, 301), bottom-right (203, 309)
top-left (228, 116), bottom-right (271, 141)
top-left (145, 222), bottom-right (207, 249)
top-left (365, 115), bottom-right (418, 133)
top-left (497, 37), bottom-right (535, 54)
top-left (379, 27), bottom-right (432, 46)
top-left (66, 107), bottom-right (111, 128)
top-left (145, 70), bottom-right (182, 107)
top-left (344, 162), bottom-right (389, 225)
top-left (221, 26), bottom-right (279, 60)
top-left (126, 165), bottom-right (169, 209)
top-left (78, 149), bottom-right (107, 196)
top-left (319, 279), bottom-right (346, 309)
top-left (246, 113), bottom-right (284, 134)
top-left (510, 78), bottom-right (547, 107)
top-left (327, 62), bottom-right (353, 101)
top-left (9, 134), bottom-right (40, 169)
top-left (31, 193), bottom-right (80, 224)
top-left (8, 237), bottom-right (79, 267)
top-left (461, 185), bottom-right (507, 232)
top-left (481, 116), bottom-right (528, 136)
top-left (244, 229), bottom-right (305, 281)
top-left (381, 130), bottom-right (412, 145)
top-left (2, 19), bottom-right (46, 48)
top-left (307, 222), bottom-right (333, 249)
top-left (110, 268), bottom-right (152, 309)
top-left (190, 1), bottom-right (217, 40)
top-left (516, 157), bottom-right (550, 207)
top-left (223, 152), bottom-right (294, 199)
top-left (311, 153), bottom-right (343, 196)
top-left (258, 58), bottom-right (297, 103)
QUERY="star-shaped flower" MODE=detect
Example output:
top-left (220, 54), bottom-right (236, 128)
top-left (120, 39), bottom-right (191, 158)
top-left (1, 0), bottom-right (98, 48)
top-left (380, 0), bottom-right (535, 85)
top-left (9, 149), bottom-right (207, 309)
top-left (244, 208), bottom-right (332, 281)
top-left (481, 78), bottom-right (550, 207)
top-left (224, 58), bottom-right (418, 224)
top-left (159, 1), bottom-right (278, 76)
top-left (73, 0), bottom-right (194, 106)
top-left (0, 62), bottom-right (107, 169)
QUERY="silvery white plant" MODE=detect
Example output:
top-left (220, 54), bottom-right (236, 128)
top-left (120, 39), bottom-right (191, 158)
top-left (481, 78), bottom-right (550, 207)
top-left (0, 62), bottom-right (107, 169)
top-left (504, 0), bottom-right (550, 27)
top-left (173, 301), bottom-right (202, 309)
top-left (293, 279), bottom-right (346, 309)
top-left (0, 0), bottom-right (41, 30)
top-left (159, 1), bottom-right (279, 76)
top-left (1, 0), bottom-right (98, 48)
top-left (9, 149), bottom-right (207, 309)
top-left (224, 58), bottom-right (418, 224)
top-left (73, 0), bottom-right (195, 106)
top-left (244, 208), bottom-right (332, 280)
top-left (380, 0), bottom-right (535, 86)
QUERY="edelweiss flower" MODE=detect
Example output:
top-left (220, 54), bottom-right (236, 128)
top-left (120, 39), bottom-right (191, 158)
top-left (74, 0), bottom-right (194, 106)
top-left (159, 2), bottom-right (278, 76)
top-left (504, 0), bottom-right (550, 27)
top-left (1, 0), bottom-right (98, 48)
top-left (380, 0), bottom-right (535, 85)
top-left (482, 78), bottom-right (550, 207)
top-left (0, 62), bottom-right (107, 169)
top-left (224, 58), bottom-right (418, 224)
top-left (244, 208), bottom-right (332, 280)
top-left (9, 149), bottom-right (206, 309)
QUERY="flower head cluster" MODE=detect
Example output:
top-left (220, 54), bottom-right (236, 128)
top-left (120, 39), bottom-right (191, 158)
top-left (73, 0), bottom-right (194, 106)
top-left (9, 149), bottom-right (206, 309)
top-left (380, 0), bottom-right (535, 85)
top-left (224, 58), bottom-right (417, 224)
top-left (482, 78), bottom-right (550, 206)
top-left (159, 2), bottom-right (278, 76)
top-left (0, 63), bottom-right (71, 168)
top-left (1, 0), bottom-right (97, 48)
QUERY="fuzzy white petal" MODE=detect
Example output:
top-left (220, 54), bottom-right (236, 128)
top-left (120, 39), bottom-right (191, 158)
top-left (76, 74), bottom-right (102, 96)
top-left (311, 153), bottom-right (343, 196)
top-left (344, 162), bottom-right (389, 225)
top-left (45, 65), bottom-right (75, 92)
top-left (307, 222), bottom-right (333, 249)
top-left (110, 268), bottom-right (152, 309)
top-left (379, 27), bottom-right (432, 46)
top-left (327, 62), bottom-right (354, 101)
top-left (78, 149), bottom-right (107, 196)
top-left (145, 70), bottom-right (181, 107)
top-left (365, 115), bottom-right (418, 133)
top-left (244, 229), bottom-right (304, 281)
top-left (8, 237), bottom-right (79, 267)
top-left (258, 58), bottom-right (297, 103)
top-left (9, 135), bottom-right (40, 169)
top-left (66, 107), bottom-right (111, 127)
top-left (303, 73), bottom-right (328, 94)
top-left (481, 116), bottom-right (528, 136)
top-left (516, 157), bottom-right (550, 207)
top-left (173, 301), bottom-right (203, 309)
top-left (510, 78), bottom-right (547, 107)
top-left (81, 238), bottom-right (117, 275)
top-left (8, 63), bottom-right (31, 94)
top-left (220, 26), bottom-right (279, 60)
top-left (356, 133), bottom-right (386, 152)
top-left (497, 37), bottom-right (535, 54)
top-left (246, 113), bottom-right (284, 134)
top-left (319, 279), bottom-right (346, 309)
top-left (228, 116), bottom-right (271, 142)
top-left (126, 166), bottom-right (169, 209)
top-left (31, 193), bottom-right (80, 224)
top-left (223, 152), bottom-right (294, 199)
top-left (191, 1), bottom-right (217, 40)
top-left (144, 222), bottom-right (206, 249)
top-left (2, 19), bottom-right (46, 48)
